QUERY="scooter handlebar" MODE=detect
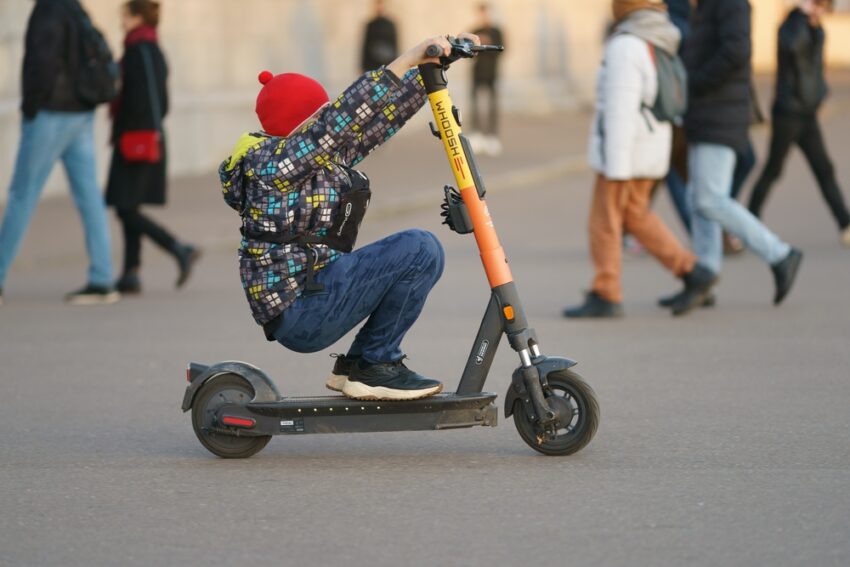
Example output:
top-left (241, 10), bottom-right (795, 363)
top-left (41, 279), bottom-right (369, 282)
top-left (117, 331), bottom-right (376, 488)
top-left (425, 37), bottom-right (504, 64)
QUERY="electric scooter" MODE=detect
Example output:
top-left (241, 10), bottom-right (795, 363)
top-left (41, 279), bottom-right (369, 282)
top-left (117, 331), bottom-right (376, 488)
top-left (182, 39), bottom-right (599, 458)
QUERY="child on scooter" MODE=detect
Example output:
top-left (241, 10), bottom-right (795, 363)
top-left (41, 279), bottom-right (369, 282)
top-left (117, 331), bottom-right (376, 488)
top-left (220, 34), bottom-right (480, 401)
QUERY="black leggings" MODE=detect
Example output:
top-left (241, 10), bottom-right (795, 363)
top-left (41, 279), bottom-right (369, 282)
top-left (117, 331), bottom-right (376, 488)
top-left (116, 207), bottom-right (177, 274)
top-left (749, 112), bottom-right (850, 230)
top-left (470, 80), bottom-right (498, 135)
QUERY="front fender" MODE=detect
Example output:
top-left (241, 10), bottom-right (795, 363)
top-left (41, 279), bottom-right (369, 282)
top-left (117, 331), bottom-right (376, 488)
top-left (504, 355), bottom-right (578, 418)
top-left (181, 360), bottom-right (281, 412)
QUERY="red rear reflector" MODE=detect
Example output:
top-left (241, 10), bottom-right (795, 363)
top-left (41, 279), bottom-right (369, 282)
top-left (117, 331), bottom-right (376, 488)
top-left (186, 367), bottom-right (191, 382)
top-left (222, 416), bottom-right (256, 428)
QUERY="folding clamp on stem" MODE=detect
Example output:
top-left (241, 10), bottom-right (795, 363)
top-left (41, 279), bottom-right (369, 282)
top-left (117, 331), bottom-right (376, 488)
top-left (440, 185), bottom-right (474, 235)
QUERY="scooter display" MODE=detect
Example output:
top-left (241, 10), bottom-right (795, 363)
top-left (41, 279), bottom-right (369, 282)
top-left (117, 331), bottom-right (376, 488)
top-left (182, 39), bottom-right (599, 458)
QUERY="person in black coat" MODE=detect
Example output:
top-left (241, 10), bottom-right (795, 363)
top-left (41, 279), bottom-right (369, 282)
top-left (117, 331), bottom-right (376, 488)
top-left (360, 0), bottom-right (398, 72)
top-left (106, 0), bottom-right (199, 294)
top-left (747, 0), bottom-right (850, 246)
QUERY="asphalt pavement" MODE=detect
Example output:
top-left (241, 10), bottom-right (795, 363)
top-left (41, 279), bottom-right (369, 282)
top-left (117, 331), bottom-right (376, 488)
top-left (2, 79), bottom-right (850, 567)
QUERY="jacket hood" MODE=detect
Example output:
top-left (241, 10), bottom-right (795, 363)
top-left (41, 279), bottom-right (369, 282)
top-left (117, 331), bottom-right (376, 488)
top-left (616, 9), bottom-right (681, 55)
top-left (219, 132), bottom-right (269, 213)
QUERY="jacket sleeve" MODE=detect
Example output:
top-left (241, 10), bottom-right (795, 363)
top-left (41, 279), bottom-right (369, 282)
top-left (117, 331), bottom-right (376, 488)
top-left (602, 38), bottom-right (645, 180)
top-left (21, 2), bottom-right (66, 118)
top-left (687, 0), bottom-right (752, 96)
top-left (337, 68), bottom-right (427, 167)
top-left (256, 68), bottom-right (402, 188)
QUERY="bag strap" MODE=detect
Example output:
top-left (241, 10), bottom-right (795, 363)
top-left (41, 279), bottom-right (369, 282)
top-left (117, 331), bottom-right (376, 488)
top-left (138, 45), bottom-right (162, 132)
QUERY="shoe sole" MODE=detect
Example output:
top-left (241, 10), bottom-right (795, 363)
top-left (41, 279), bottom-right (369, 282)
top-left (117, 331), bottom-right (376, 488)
top-left (325, 373), bottom-right (347, 392)
top-left (341, 380), bottom-right (443, 401)
top-left (66, 292), bottom-right (121, 306)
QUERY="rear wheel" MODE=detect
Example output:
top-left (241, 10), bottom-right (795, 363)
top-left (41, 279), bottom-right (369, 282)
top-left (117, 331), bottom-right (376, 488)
top-left (513, 369), bottom-right (599, 456)
top-left (191, 374), bottom-right (271, 458)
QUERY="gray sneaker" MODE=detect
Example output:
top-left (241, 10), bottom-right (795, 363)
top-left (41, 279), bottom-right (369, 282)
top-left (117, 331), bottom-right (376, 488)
top-left (343, 358), bottom-right (443, 401)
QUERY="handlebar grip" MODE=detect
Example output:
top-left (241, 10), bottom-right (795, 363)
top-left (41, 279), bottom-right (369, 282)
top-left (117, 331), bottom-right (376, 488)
top-left (425, 44), bottom-right (443, 58)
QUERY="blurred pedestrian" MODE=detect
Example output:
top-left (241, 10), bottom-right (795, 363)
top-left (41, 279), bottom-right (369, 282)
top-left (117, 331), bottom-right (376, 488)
top-left (106, 0), bottom-right (199, 294)
top-left (469, 2), bottom-right (504, 156)
top-left (564, 0), bottom-right (710, 318)
top-left (361, 0), bottom-right (398, 72)
top-left (747, 0), bottom-right (850, 247)
top-left (0, 0), bottom-right (119, 306)
top-left (669, 0), bottom-right (802, 314)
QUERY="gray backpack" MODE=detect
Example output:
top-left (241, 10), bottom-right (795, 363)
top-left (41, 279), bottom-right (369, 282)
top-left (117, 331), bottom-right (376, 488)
top-left (646, 42), bottom-right (688, 123)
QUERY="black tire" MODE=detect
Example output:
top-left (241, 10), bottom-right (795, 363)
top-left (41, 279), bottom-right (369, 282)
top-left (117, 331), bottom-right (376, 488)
top-left (191, 374), bottom-right (271, 459)
top-left (513, 369), bottom-right (599, 456)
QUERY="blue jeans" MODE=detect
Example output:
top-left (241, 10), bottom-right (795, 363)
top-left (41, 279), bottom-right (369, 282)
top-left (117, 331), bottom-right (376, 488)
top-left (688, 143), bottom-right (790, 274)
top-left (0, 111), bottom-right (113, 287)
top-left (666, 137), bottom-right (757, 234)
top-left (272, 229), bottom-right (445, 364)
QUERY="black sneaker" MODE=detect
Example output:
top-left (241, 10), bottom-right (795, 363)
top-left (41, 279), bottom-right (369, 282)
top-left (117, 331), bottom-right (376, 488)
top-left (658, 291), bottom-right (716, 308)
top-left (563, 291), bottom-right (623, 318)
top-left (115, 272), bottom-right (142, 295)
top-left (326, 353), bottom-right (359, 392)
top-left (343, 358), bottom-right (443, 401)
top-left (771, 248), bottom-right (803, 306)
top-left (65, 284), bottom-right (121, 305)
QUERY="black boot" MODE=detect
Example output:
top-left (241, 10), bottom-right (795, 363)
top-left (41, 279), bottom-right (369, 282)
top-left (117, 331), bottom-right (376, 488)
top-left (563, 291), bottom-right (624, 318)
top-left (771, 248), bottom-right (803, 305)
top-left (115, 270), bottom-right (141, 294)
top-left (172, 244), bottom-right (201, 289)
top-left (670, 264), bottom-right (718, 316)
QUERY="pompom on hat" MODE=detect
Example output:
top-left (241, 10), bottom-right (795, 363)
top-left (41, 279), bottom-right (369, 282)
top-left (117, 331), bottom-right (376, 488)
top-left (255, 70), bottom-right (330, 137)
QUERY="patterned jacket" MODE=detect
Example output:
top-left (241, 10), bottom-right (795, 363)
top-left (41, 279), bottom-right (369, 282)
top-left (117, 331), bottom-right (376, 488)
top-left (219, 68), bottom-right (426, 327)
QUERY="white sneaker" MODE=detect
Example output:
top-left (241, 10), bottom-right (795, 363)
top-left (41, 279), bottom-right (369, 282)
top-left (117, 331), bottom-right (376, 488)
top-left (841, 226), bottom-right (850, 248)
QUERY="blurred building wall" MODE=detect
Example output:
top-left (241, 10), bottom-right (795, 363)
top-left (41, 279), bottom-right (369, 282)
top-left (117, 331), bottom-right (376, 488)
top-left (0, 0), bottom-right (848, 201)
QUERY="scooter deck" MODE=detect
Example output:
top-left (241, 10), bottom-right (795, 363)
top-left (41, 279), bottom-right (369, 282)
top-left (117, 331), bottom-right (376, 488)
top-left (230, 392), bottom-right (498, 435)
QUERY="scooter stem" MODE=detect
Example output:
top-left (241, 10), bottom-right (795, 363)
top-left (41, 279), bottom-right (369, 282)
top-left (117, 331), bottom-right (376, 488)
top-left (419, 63), bottom-right (513, 290)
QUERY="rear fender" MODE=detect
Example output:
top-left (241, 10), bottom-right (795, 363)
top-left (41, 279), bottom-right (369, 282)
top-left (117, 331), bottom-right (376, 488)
top-left (181, 361), bottom-right (280, 412)
top-left (504, 356), bottom-right (578, 418)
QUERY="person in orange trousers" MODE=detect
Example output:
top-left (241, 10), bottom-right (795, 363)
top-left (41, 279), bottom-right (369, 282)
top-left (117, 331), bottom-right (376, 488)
top-left (564, 0), bottom-right (715, 318)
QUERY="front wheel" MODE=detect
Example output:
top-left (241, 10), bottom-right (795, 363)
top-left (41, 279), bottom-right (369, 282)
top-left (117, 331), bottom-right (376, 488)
top-left (191, 374), bottom-right (271, 458)
top-left (513, 369), bottom-right (599, 456)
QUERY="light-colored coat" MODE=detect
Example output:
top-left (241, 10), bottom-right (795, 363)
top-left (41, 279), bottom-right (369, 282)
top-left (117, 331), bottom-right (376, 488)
top-left (588, 33), bottom-right (672, 181)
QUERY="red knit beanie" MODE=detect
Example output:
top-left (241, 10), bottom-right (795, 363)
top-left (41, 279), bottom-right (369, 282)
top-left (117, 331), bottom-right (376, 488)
top-left (255, 70), bottom-right (330, 137)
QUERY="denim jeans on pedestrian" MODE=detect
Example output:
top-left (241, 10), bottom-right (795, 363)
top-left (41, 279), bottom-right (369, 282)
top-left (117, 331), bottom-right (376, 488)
top-left (0, 111), bottom-right (113, 287)
top-left (272, 229), bottom-right (445, 364)
top-left (688, 143), bottom-right (790, 275)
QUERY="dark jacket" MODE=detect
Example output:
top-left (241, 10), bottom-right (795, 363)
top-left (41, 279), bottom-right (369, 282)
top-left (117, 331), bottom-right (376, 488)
top-left (219, 68), bottom-right (425, 327)
top-left (664, 0), bottom-right (691, 50)
top-left (682, 0), bottom-right (753, 153)
top-left (106, 40), bottom-right (169, 208)
top-left (472, 25), bottom-right (504, 84)
top-left (21, 0), bottom-right (93, 118)
top-left (361, 16), bottom-right (397, 72)
top-left (774, 8), bottom-right (828, 116)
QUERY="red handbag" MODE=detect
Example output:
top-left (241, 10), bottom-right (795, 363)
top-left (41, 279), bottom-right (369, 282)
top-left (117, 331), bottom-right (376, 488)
top-left (120, 130), bottom-right (161, 162)
top-left (118, 45), bottom-right (163, 163)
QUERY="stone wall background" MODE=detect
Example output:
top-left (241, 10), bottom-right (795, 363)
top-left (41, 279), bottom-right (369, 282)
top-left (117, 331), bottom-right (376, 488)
top-left (1, 0), bottom-right (848, 200)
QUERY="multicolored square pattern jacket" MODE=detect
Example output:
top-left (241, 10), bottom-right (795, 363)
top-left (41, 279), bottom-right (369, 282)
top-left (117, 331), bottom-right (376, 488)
top-left (219, 68), bottom-right (426, 327)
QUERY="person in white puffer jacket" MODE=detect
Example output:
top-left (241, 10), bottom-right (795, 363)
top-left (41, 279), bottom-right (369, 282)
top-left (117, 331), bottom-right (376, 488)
top-left (565, 0), bottom-right (712, 318)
